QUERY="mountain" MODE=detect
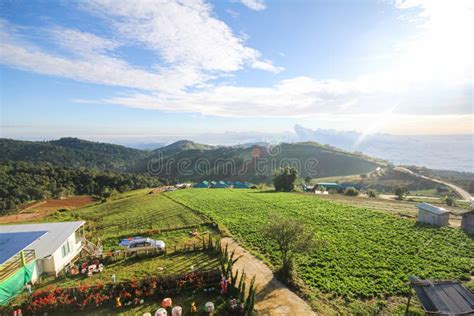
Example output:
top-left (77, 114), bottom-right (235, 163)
top-left (1, 137), bottom-right (385, 183)
top-left (158, 140), bottom-right (215, 154)
top-left (120, 142), bottom-right (167, 151)
top-left (293, 125), bottom-right (474, 172)
top-left (132, 141), bottom-right (384, 183)
top-left (0, 137), bottom-right (147, 171)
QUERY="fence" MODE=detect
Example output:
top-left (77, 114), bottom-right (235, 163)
top-left (0, 250), bottom-right (36, 283)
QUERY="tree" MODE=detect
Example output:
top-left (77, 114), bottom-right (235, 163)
top-left (264, 217), bottom-right (320, 281)
top-left (304, 176), bottom-right (312, 184)
top-left (466, 181), bottom-right (474, 194)
top-left (273, 167), bottom-right (298, 192)
top-left (445, 195), bottom-right (456, 207)
top-left (344, 187), bottom-right (359, 196)
top-left (394, 186), bottom-right (409, 200)
top-left (367, 189), bottom-right (378, 198)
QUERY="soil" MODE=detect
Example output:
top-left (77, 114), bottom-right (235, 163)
top-left (0, 196), bottom-right (95, 224)
top-left (221, 237), bottom-right (316, 316)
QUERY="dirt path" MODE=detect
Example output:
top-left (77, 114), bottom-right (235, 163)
top-left (395, 167), bottom-right (472, 201)
top-left (221, 237), bottom-right (316, 316)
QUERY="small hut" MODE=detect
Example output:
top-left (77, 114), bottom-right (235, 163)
top-left (316, 182), bottom-right (342, 191)
top-left (461, 210), bottom-right (474, 235)
top-left (416, 202), bottom-right (449, 227)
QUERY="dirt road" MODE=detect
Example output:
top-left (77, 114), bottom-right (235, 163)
top-left (395, 167), bottom-right (472, 201)
top-left (221, 237), bottom-right (316, 316)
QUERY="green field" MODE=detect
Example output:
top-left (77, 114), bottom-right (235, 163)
top-left (24, 190), bottom-right (221, 294)
top-left (167, 189), bottom-right (474, 299)
top-left (46, 190), bottom-right (214, 251)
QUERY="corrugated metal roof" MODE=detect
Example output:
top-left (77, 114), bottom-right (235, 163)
top-left (409, 276), bottom-right (474, 314)
top-left (0, 221), bottom-right (85, 259)
top-left (416, 202), bottom-right (449, 215)
top-left (0, 231), bottom-right (47, 264)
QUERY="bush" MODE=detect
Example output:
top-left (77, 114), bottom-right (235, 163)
top-left (344, 187), bottom-right (359, 196)
top-left (367, 189), bottom-right (378, 198)
top-left (445, 195), bottom-right (456, 206)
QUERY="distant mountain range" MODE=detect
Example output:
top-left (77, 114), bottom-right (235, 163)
top-left (0, 137), bottom-right (384, 182)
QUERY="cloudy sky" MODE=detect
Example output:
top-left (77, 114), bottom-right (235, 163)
top-left (0, 0), bottom-right (472, 142)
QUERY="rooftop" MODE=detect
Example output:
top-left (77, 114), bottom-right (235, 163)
top-left (416, 202), bottom-right (449, 215)
top-left (409, 276), bottom-right (474, 315)
top-left (0, 231), bottom-right (47, 264)
top-left (0, 221), bottom-right (85, 259)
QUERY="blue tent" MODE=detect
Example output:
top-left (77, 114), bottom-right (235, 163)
top-left (193, 181), bottom-right (209, 188)
top-left (233, 181), bottom-right (250, 189)
top-left (212, 181), bottom-right (229, 188)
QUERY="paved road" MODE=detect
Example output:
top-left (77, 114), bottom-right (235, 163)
top-left (394, 167), bottom-right (472, 201)
top-left (221, 237), bottom-right (316, 316)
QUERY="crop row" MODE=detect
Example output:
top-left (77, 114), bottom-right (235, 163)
top-left (167, 189), bottom-right (474, 298)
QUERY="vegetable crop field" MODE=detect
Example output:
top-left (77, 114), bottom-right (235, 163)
top-left (42, 190), bottom-right (214, 250)
top-left (167, 189), bottom-right (474, 299)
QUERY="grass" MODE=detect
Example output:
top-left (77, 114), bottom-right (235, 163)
top-left (71, 191), bottom-right (210, 244)
top-left (20, 189), bottom-right (222, 297)
top-left (36, 251), bottom-right (219, 290)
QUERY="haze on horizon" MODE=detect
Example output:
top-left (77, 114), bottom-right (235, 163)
top-left (0, 0), bottom-right (473, 143)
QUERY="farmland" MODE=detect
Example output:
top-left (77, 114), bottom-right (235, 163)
top-left (167, 189), bottom-right (474, 300)
top-left (35, 190), bottom-right (215, 251)
top-left (23, 190), bottom-right (221, 294)
top-left (0, 195), bottom-right (95, 224)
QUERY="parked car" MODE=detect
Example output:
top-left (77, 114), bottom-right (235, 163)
top-left (126, 238), bottom-right (165, 253)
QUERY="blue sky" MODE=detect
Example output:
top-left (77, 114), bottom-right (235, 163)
top-left (0, 0), bottom-right (472, 144)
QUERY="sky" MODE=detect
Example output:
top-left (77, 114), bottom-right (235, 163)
top-left (0, 0), bottom-right (473, 144)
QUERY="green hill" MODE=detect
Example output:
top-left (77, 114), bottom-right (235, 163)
top-left (0, 137), bottom-right (147, 171)
top-left (1, 138), bottom-right (385, 183)
top-left (133, 141), bottom-right (384, 183)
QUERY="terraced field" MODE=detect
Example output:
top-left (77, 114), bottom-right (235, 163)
top-left (167, 189), bottom-right (474, 299)
top-left (73, 192), bottom-right (209, 243)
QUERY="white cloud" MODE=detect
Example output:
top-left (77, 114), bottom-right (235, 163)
top-left (81, 0), bottom-right (278, 72)
top-left (49, 27), bottom-right (120, 56)
top-left (0, 0), bottom-right (471, 130)
top-left (0, 22), bottom-right (206, 92)
top-left (238, 0), bottom-right (266, 11)
top-left (0, 0), bottom-right (281, 94)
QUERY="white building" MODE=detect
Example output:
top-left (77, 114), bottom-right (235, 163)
top-left (0, 221), bottom-right (85, 277)
top-left (416, 203), bottom-right (450, 227)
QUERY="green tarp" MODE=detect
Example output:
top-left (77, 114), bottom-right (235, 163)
top-left (0, 260), bottom-right (36, 306)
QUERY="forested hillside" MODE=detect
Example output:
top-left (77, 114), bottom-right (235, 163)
top-left (0, 138), bottom-right (147, 171)
top-left (0, 162), bottom-right (162, 212)
top-left (133, 141), bottom-right (383, 183)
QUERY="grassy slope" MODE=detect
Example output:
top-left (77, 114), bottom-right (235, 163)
top-left (25, 190), bottom-right (220, 291)
top-left (167, 189), bottom-right (474, 311)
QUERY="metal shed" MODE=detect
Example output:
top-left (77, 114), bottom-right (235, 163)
top-left (416, 203), bottom-right (450, 227)
top-left (407, 276), bottom-right (474, 315)
top-left (461, 211), bottom-right (474, 235)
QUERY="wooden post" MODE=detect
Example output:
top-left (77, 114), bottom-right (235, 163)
top-left (20, 250), bottom-right (26, 266)
top-left (405, 288), bottom-right (412, 315)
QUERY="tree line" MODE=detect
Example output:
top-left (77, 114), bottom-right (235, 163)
top-left (0, 161), bottom-right (163, 213)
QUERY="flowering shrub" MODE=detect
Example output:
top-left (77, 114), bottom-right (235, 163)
top-left (23, 269), bottom-right (220, 314)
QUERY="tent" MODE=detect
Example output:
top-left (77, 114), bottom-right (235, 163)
top-left (193, 181), bottom-right (209, 188)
